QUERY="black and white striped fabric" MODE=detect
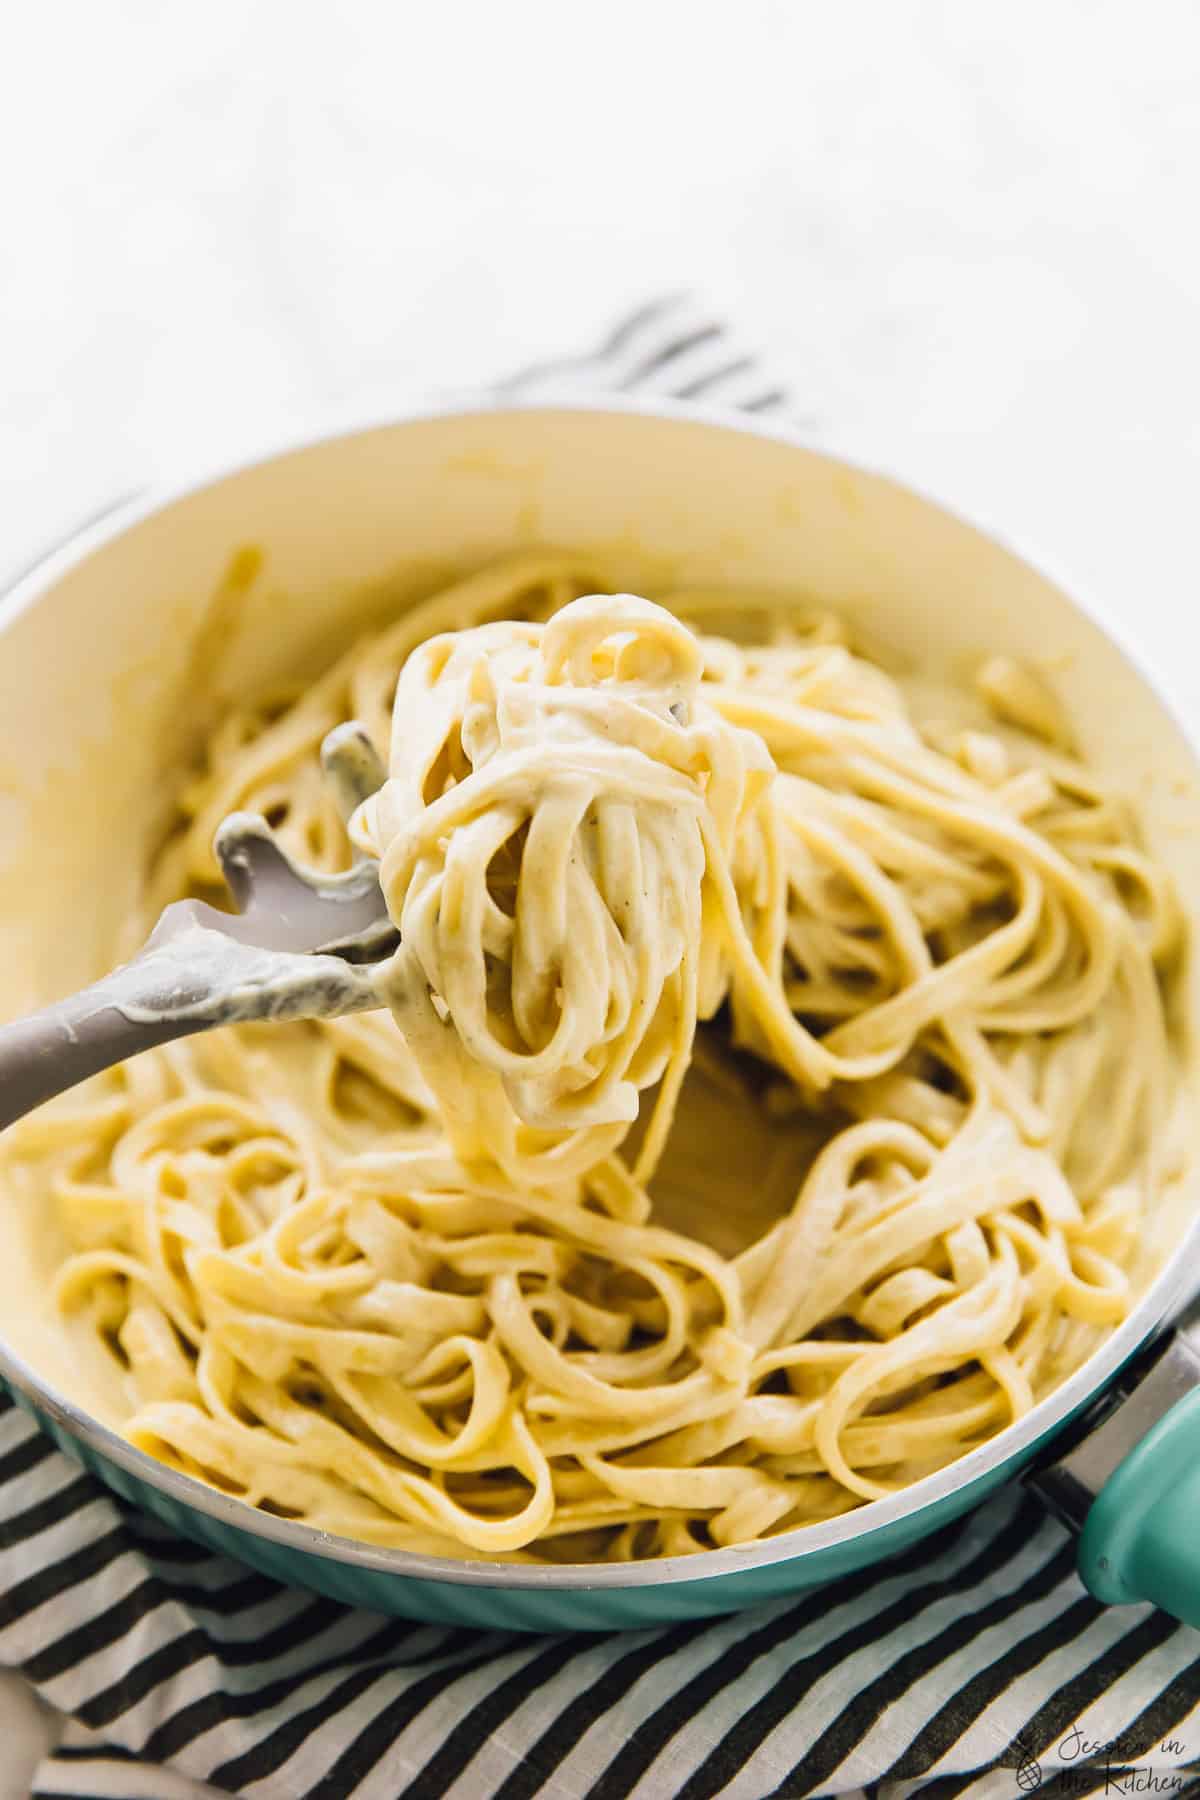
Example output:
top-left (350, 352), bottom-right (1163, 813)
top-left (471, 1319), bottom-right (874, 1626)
top-left (5, 301), bottom-right (1200, 1800)
top-left (495, 293), bottom-right (791, 412)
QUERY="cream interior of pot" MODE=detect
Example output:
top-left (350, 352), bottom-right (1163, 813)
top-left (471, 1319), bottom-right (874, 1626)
top-left (1, 408), bottom-right (1198, 1427)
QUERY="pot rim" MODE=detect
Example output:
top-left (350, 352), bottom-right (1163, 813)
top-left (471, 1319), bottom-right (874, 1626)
top-left (3, 390), bottom-right (1198, 1591)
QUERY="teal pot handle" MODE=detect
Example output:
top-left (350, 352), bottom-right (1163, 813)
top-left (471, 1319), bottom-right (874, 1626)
top-left (1030, 1319), bottom-right (1200, 1627)
top-left (1078, 1388), bottom-right (1200, 1623)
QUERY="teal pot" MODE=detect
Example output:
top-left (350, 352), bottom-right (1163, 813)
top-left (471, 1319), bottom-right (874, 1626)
top-left (2, 401), bottom-right (1199, 1631)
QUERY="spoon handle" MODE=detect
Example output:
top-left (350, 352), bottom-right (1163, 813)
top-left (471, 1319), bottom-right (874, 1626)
top-left (0, 983), bottom-right (199, 1132)
top-left (0, 907), bottom-right (384, 1135)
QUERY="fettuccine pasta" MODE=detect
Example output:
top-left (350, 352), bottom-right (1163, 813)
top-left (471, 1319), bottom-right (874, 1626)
top-left (4, 551), bottom-right (1183, 1561)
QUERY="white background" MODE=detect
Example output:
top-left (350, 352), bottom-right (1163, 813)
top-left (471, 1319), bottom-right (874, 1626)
top-left (2, 1), bottom-right (1199, 1790)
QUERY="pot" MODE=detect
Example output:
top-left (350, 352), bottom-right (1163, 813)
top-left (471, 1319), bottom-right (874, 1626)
top-left (2, 399), bottom-right (1199, 1632)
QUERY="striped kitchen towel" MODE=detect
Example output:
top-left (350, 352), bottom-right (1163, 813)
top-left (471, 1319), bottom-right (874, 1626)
top-left (4, 299), bottom-right (1200, 1800)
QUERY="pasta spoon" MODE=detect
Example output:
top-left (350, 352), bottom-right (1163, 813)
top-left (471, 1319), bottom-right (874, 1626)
top-left (0, 724), bottom-right (395, 1133)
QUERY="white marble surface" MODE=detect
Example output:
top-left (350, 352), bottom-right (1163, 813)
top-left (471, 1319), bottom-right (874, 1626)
top-left (3, 2), bottom-right (1200, 1791)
